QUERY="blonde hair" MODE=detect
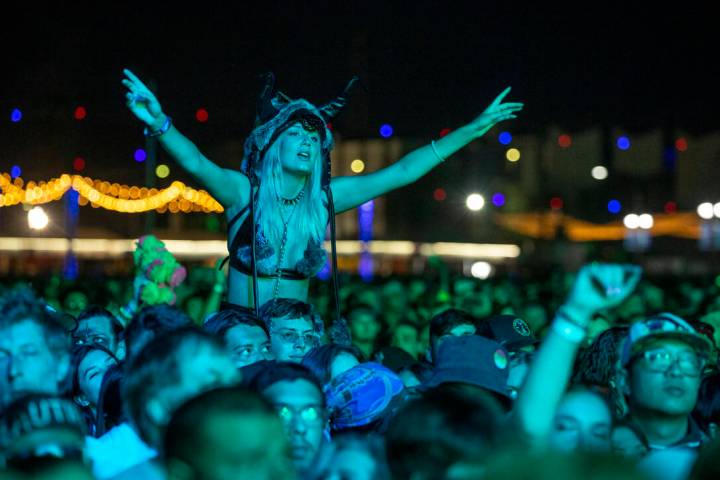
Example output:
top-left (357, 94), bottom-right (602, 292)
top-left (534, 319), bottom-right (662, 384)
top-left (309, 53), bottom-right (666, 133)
top-left (254, 139), bottom-right (327, 249)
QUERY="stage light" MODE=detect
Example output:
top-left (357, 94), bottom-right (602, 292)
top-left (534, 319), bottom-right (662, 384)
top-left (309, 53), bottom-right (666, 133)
top-left (28, 206), bottom-right (49, 230)
top-left (379, 124), bottom-right (393, 138)
top-left (466, 193), bottom-right (485, 211)
top-left (499, 131), bottom-right (512, 145)
top-left (591, 166), bottom-right (608, 180)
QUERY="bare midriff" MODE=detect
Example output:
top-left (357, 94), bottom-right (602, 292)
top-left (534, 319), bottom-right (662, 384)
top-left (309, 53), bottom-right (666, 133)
top-left (227, 268), bottom-right (310, 308)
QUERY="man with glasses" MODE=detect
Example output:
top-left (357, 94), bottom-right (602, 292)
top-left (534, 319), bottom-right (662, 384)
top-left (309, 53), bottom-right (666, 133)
top-left (259, 298), bottom-right (321, 363)
top-left (618, 313), bottom-right (713, 451)
top-left (254, 363), bottom-right (327, 478)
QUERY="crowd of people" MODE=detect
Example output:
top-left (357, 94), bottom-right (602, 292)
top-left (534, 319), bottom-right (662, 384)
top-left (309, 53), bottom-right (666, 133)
top-left (1, 263), bottom-right (720, 479)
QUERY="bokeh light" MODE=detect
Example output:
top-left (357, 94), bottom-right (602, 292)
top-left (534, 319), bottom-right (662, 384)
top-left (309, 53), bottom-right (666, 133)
top-left (28, 206), bottom-right (49, 230)
top-left (591, 166), bottom-right (609, 180)
top-left (617, 136), bottom-right (631, 150)
top-left (439, 128), bottom-right (451, 137)
top-left (74, 106), bottom-right (87, 120)
top-left (466, 193), bottom-right (485, 211)
top-left (433, 188), bottom-right (447, 202)
top-left (558, 134), bottom-right (572, 148)
top-left (134, 149), bottom-right (147, 162)
top-left (608, 199), bottom-right (621, 214)
top-left (550, 197), bottom-right (563, 210)
top-left (10, 109), bottom-right (22, 122)
top-left (196, 108), bottom-right (209, 122)
top-left (471, 261), bottom-right (492, 279)
top-left (379, 124), bottom-right (393, 138)
top-left (10, 165), bottom-right (21, 179)
top-left (506, 148), bottom-right (520, 162)
top-left (73, 157), bottom-right (86, 172)
top-left (499, 132), bottom-right (512, 145)
top-left (492, 193), bottom-right (506, 207)
top-left (623, 214), bottom-right (640, 229)
top-left (638, 214), bottom-right (654, 230)
top-left (156, 164), bottom-right (170, 178)
top-left (350, 159), bottom-right (365, 173)
top-left (675, 138), bottom-right (688, 152)
top-left (664, 201), bottom-right (677, 214)
top-left (698, 203), bottom-right (714, 220)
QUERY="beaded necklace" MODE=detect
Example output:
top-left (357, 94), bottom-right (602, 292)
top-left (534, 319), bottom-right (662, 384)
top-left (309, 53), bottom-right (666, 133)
top-left (273, 189), bottom-right (305, 299)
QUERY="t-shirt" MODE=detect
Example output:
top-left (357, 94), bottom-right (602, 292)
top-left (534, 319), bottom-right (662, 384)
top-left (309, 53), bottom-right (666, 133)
top-left (85, 422), bottom-right (158, 479)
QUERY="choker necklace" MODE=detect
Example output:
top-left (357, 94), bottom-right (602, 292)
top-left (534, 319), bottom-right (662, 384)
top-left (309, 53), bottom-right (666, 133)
top-left (280, 189), bottom-right (305, 206)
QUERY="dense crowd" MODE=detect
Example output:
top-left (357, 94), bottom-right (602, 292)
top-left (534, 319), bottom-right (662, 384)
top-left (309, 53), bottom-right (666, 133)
top-left (1, 263), bottom-right (720, 479)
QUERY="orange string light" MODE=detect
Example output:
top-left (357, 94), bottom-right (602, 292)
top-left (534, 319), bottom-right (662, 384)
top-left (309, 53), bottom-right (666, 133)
top-left (0, 173), bottom-right (224, 213)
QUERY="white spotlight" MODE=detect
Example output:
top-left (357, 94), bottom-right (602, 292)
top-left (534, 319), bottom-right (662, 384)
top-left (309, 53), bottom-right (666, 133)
top-left (28, 206), bottom-right (49, 230)
top-left (466, 194), bottom-right (485, 211)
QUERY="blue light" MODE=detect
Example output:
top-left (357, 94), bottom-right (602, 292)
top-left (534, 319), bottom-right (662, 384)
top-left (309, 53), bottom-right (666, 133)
top-left (10, 109), bottom-right (22, 123)
top-left (379, 124), bottom-right (393, 138)
top-left (10, 165), bottom-right (21, 178)
top-left (498, 131), bottom-right (512, 145)
top-left (617, 136), bottom-right (631, 150)
top-left (608, 199), bottom-right (621, 214)
top-left (492, 193), bottom-right (506, 207)
top-left (316, 261), bottom-right (331, 281)
top-left (134, 148), bottom-right (147, 162)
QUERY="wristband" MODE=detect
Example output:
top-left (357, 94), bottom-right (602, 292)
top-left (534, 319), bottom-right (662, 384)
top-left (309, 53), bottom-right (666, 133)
top-left (552, 317), bottom-right (587, 344)
top-left (144, 116), bottom-right (172, 137)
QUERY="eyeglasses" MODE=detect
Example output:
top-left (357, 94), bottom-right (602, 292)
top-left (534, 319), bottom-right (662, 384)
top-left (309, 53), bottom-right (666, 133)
top-left (272, 329), bottom-right (319, 347)
top-left (636, 349), bottom-right (705, 376)
top-left (275, 404), bottom-right (325, 426)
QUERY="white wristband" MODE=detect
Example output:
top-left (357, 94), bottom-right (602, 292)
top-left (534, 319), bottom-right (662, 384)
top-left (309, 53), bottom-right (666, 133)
top-left (552, 317), bottom-right (587, 343)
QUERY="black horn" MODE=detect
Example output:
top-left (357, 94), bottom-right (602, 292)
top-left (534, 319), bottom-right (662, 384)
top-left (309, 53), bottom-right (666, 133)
top-left (318, 76), bottom-right (360, 121)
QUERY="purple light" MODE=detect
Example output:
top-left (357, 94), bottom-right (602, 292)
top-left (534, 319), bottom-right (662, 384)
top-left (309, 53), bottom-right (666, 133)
top-left (134, 148), bottom-right (147, 162)
top-left (492, 193), bottom-right (506, 207)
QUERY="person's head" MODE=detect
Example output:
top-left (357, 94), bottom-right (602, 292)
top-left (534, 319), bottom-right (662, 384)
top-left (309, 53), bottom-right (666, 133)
top-left (549, 386), bottom-right (612, 453)
top-left (254, 362), bottom-right (326, 475)
top-left (70, 345), bottom-right (119, 411)
top-left (573, 326), bottom-right (629, 389)
top-left (0, 288), bottom-right (70, 407)
top-left (618, 313), bottom-right (712, 420)
top-left (611, 420), bottom-right (648, 458)
top-left (390, 320), bottom-right (421, 359)
top-left (429, 309), bottom-right (477, 362)
top-left (203, 309), bottom-right (273, 368)
top-left (314, 433), bottom-right (391, 480)
top-left (164, 386), bottom-right (293, 480)
top-left (124, 304), bottom-right (192, 361)
top-left (346, 304), bottom-right (382, 345)
top-left (385, 387), bottom-right (503, 480)
top-left (62, 290), bottom-right (88, 318)
top-left (259, 298), bottom-right (320, 363)
top-left (301, 344), bottom-right (361, 385)
top-left (73, 306), bottom-right (124, 357)
top-left (1, 394), bottom-right (87, 471)
top-left (123, 327), bottom-right (240, 448)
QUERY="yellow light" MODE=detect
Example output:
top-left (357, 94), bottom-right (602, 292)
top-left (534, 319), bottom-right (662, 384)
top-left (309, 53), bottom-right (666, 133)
top-left (351, 159), bottom-right (365, 173)
top-left (156, 164), bottom-right (170, 179)
top-left (506, 148), bottom-right (521, 162)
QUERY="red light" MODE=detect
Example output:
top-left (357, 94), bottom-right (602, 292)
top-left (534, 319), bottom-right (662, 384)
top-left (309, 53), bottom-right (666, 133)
top-left (439, 128), bottom-right (451, 138)
top-left (74, 106), bottom-right (87, 120)
top-left (326, 122), bottom-right (333, 131)
top-left (73, 157), bottom-right (86, 172)
top-left (433, 188), bottom-right (447, 202)
top-left (675, 138), bottom-right (688, 152)
top-left (664, 201), bottom-right (677, 214)
top-left (550, 197), bottom-right (563, 210)
top-left (195, 108), bottom-right (209, 122)
top-left (558, 134), bottom-right (572, 148)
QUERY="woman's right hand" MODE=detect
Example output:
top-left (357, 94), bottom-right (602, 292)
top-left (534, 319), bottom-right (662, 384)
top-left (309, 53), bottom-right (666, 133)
top-left (122, 69), bottom-right (166, 129)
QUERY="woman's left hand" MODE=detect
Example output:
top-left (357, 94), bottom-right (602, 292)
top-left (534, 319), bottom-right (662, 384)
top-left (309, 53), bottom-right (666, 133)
top-left (467, 87), bottom-right (524, 138)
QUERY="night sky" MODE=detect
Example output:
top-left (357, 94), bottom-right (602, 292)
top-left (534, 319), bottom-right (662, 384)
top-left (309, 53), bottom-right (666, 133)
top-left (3, 3), bottom-right (718, 141)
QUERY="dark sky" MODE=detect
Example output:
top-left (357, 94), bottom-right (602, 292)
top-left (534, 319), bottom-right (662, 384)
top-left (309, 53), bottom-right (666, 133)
top-left (3, 3), bottom-right (718, 140)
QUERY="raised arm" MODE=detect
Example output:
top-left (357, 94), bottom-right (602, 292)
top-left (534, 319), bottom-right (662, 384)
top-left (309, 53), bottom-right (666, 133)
top-left (330, 87), bottom-right (523, 213)
top-left (122, 69), bottom-right (249, 209)
top-left (514, 263), bottom-right (641, 443)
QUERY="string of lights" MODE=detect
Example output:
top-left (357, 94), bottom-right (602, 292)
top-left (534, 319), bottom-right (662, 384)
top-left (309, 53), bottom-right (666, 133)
top-left (0, 173), bottom-right (224, 214)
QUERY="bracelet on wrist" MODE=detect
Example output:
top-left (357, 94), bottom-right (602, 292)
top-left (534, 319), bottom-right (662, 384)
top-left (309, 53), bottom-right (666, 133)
top-left (552, 317), bottom-right (587, 344)
top-left (144, 116), bottom-right (172, 137)
top-left (431, 140), bottom-right (446, 163)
